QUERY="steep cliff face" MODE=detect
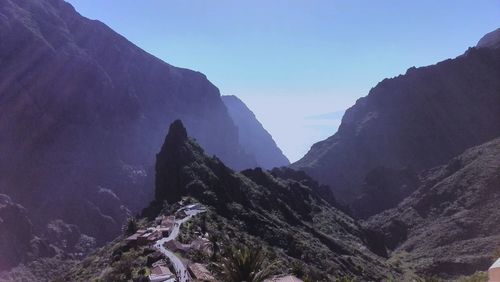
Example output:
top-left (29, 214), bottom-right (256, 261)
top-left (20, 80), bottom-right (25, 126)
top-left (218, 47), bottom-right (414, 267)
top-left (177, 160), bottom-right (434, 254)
top-left (0, 0), bottom-right (255, 242)
top-left (366, 138), bottom-right (500, 279)
top-left (222, 95), bottom-right (290, 169)
top-left (293, 30), bottom-right (500, 210)
top-left (150, 120), bottom-right (400, 281)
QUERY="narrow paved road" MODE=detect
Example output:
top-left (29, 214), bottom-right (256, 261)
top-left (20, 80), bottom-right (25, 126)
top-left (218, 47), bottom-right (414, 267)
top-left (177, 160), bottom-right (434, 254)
top-left (154, 207), bottom-right (206, 282)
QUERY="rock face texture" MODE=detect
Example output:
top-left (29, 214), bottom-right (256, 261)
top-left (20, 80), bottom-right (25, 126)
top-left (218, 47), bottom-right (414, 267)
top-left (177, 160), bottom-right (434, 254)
top-left (293, 30), bottom-right (500, 213)
top-left (222, 95), bottom-right (290, 169)
top-left (0, 0), bottom-right (257, 243)
top-left (151, 120), bottom-right (400, 281)
top-left (366, 138), bottom-right (500, 279)
top-left (0, 195), bottom-right (34, 271)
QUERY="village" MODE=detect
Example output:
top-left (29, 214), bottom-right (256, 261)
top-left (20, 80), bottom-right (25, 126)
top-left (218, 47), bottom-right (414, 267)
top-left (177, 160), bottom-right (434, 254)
top-left (124, 202), bottom-right (215, 282)
top-left (122, 200), bottom-right (304, 282)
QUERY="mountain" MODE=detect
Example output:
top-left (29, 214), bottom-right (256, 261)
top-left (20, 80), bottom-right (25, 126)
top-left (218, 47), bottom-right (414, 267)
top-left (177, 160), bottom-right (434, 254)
top-left (365, 137), bottom-right (500, 279)
top-left (137, 120), bottom-right (399, 281)
top-left (292, 29), bottom-right (500, 216)
top-left (477, 28), bottom-right (500, 49)
top-left (222, 95), bottom-right (290, 169)
top-left (0, 0), bottom-right (259, 246)
top-left (0, 194), bottom-right (37, 270)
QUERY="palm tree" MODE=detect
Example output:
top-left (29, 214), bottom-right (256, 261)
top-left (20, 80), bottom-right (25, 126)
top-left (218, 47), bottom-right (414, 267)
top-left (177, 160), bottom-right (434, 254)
top-left (222, 246), bottom-right (276, 282)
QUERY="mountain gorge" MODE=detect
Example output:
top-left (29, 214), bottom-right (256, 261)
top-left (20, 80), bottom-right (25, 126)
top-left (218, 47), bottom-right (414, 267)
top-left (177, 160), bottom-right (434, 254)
top-left (0, 0), bottom-right (288, 257)
top-left (64, 120), bottom-right (401, 281)
top-left (293, 32), bottom-right (500, 217)
top-left (1, 0), bottom-right (500, 280)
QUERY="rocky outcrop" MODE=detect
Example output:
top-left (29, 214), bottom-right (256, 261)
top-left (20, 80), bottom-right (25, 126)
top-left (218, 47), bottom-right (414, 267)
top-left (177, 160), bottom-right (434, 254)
top-left (365, 138), bottom-right (500, 279)
top-left (0, 193), bottom-right (99, 272)
top-left (0, 195), bottom-right (34, 270)
top-left (222, 95), bottom-right (290, 169)
top-left (293, 29), bottom-right (500, 214)
top-left (0, 0), bottom-right (257, 243)
top-left (150, 120), bottom-right (400, 280)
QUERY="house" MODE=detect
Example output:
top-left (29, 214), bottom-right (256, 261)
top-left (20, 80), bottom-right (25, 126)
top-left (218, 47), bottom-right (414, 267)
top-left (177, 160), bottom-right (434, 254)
top-left (125, 229), bottom-right (148, 246)
top-left (165, 240), bottom-right (189, 253)
top-left (157, 227), bottom-right (171, 237)
top-left (125, 233), bottom-right (140, 246)
top-left (264, 275), bottom-right (303, 282)
top-left (188, 263), bottom-right (215, 282)
top-left (138, 232), bottom-right (154, 245)
top-left (489, 258), bottom-right (500, 282)
top-left (161, 216), bottom-right (176, 229)
top-left (148, 265), bottom-right (175, 282)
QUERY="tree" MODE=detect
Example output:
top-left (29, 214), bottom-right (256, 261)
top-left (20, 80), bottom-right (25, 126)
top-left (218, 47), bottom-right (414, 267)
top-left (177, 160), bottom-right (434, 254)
top-left (123, 217), bottom-right (138, 236)
top-left (222, 246), bottom-right (276, 282)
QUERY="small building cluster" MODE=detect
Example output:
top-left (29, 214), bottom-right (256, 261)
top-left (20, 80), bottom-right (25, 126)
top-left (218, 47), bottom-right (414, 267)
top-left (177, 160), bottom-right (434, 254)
top-left (164, 236), bottom-right (213, 257)
top-left (126, 216), bottom-right (175, 247)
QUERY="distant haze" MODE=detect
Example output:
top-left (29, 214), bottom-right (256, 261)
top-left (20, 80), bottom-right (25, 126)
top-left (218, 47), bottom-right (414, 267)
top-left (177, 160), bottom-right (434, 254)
top-left (66, 0), bottom-right (500, 161)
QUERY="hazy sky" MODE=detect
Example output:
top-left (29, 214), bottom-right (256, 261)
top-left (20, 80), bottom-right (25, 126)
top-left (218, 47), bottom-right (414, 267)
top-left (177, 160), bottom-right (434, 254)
top-left (66, 0), bottom-right (500, 162)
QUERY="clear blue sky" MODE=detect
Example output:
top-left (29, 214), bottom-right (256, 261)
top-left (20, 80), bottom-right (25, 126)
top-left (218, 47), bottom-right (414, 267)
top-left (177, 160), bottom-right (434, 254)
top-left (66, 0), bottom-right (500, 162)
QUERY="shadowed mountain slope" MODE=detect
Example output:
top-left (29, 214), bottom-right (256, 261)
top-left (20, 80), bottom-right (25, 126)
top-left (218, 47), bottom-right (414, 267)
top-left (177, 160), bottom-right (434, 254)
top-left (0, 0), bottom-right (257, 244)
top-left (293, 29), bottom-right (500, 214)
top-left (366, 137), bottom-right (500, 279)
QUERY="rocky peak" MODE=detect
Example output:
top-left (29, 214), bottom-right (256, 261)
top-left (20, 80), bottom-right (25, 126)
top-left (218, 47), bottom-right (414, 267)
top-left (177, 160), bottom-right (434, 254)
top-left (155, 120), bottom-right (208, 204)
top-left (477, 28), bottom-right (500, 49)
top-left (160, 120), bottom-right (188, 151)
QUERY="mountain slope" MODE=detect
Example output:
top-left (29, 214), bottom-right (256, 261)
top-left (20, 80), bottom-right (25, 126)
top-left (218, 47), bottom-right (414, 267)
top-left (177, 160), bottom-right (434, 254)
top-left (477, 28), bottom-right (500, 49)
top-left (365, 137), bottom-right (500, 279)
top-left (222, 95), bottom-right (290, 169)
top-left (292, 30), bottom-right (500, 213)
top-left (142, 120), bottom-right (401, 281)
top-left (0, 0), bottom-right (257, 244)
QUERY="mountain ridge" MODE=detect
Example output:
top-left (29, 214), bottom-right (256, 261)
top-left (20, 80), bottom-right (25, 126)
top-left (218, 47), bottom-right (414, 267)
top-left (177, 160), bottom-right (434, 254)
top-left (0, 0), bottom-right (261, 248)
top-left (222, 95), bottom-right (290, 169)
top-left (293, 31), bottom-right (500, 216)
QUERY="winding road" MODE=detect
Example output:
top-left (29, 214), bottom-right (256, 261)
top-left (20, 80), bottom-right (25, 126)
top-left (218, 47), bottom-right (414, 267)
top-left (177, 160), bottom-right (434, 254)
top-left (154, 206), bottom-right (206, 282)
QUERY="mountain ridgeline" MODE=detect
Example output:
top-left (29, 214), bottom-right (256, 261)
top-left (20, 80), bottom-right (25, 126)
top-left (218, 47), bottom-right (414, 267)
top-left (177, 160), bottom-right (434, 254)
top-left (0, 0), bottom-right (287, 251)
top-left (148, 120), bottom-right (400, 281)
top-left (222, 95), bottom-right (290, 169)
top-left (293, 31), bottom-right (500, 217)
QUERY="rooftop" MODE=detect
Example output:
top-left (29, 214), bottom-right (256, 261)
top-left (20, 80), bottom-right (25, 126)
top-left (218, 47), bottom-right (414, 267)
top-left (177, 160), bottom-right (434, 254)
top-left (264, 275), bottom-right (304, 282)
top-left (188, 263), bottom-right (215, 281)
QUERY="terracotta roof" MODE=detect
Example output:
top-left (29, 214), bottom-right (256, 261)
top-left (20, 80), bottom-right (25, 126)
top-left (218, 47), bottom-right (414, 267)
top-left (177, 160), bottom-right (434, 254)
top-left (265, 275), bottom-right (303, 282)
top-left (151, 265), bottom-right (173, 276)
top-left (188, 263), bottom-right (215, 281)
